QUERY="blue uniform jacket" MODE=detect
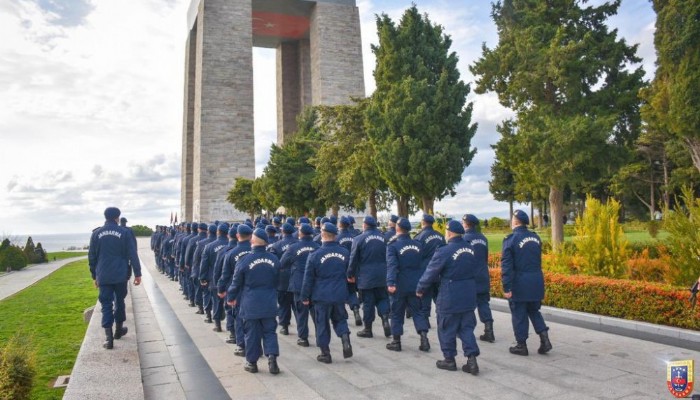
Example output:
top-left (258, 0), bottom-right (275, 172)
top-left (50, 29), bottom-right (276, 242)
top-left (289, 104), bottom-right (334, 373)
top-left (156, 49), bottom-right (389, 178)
top-left (386, 234), bottom-right (423, 294)
top-left (282, 236), bottom-right (320, 294)
top-left (191, 233), bottom-right (215, 279)
top-left (213, 240), bottom-right (237, 287)
top-left (417, 237), bottom-right (477, 314)
top-left (227, 246), bottom-right (280, 320)
top-left (413, 227), bottom-right (446, 269)
top-left (268, 234), bottom-right (297, 291)
top-left (347, 228), bottom-right (387, 289)
top-left (199, 236), bottom-right (229, 282)
top-left (463, 229), bottom-right (490, 294)
top-left (384, 227), bottom-right (396, 242)
top-left (336, 229), bottom-right (354, 252)
top-left (501, 226), bottom-right (544, 302)
top-left (184, 232), bottom-right (206, 268)
top-left (217, 241), bottom-right (252, 294)
top-left (178, 232), bottom-right (196, 267)
top-left (89, 220), bottom-right (142, 285)
top-left (301, 241), bottom-right (350, 304)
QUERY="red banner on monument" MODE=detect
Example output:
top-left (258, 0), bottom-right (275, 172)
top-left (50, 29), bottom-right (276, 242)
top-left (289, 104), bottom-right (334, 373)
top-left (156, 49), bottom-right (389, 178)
top-left (252, 11), bottom-right (310, 39)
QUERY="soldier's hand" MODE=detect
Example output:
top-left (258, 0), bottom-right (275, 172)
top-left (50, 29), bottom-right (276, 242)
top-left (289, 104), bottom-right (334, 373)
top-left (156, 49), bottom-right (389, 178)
top-left (200, 280), bottom-right (208, 287)
top-left (504, 291), bottom-right (512, 299)
top-left (227, 300), bottom-right (236, 307)
top-left (387, 285), bottom-right (396, 294)
top-left (303, 300), bottom-right (310, 306)
top-left (93, 279), bottom-right (98, 288)
top-left (415, 291), bottom-right (423, 298)
top-left (347, 277), bottom-right (356, 283)
top-left (134, 277), bottom-right (142, 286)
top-left (218, 292), bottom-right (225, 299)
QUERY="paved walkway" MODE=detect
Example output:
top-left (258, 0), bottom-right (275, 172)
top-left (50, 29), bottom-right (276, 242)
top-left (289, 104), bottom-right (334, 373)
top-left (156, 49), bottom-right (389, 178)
top-left (133, 239), bottom-right (700, 400)
top-left (0, 255), bottom-right (87, 301)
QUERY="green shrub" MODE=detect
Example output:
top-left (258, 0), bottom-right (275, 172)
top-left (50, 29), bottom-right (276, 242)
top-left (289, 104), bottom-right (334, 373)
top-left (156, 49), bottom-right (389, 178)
top-left (647, 220), bottom-right (660, 239)
top-left (489, 268), bottom-right (700, 330)
top-left (663, 187), bottom-right (700, 286)
top-left (627, 240), bottom-right (668, 259)
top-left (0, 334), bottom-right (36, 400)
top-left (486, 217), bottom-right (509, 229)
top-left (574, 196), bottom-right (628, 278)
top-left (131, 224), bottom-right (154, 237)
top-left (0, 246), bottom-right (28, 271)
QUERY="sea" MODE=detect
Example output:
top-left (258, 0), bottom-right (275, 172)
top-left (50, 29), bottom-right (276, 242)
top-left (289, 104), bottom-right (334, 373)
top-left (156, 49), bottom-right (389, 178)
top-left (9, 233), bottom-right (92, 252)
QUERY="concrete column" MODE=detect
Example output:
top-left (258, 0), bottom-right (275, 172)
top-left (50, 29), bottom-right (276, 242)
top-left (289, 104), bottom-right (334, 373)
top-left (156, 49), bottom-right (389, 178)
top-left (276, 42), bottom-right (301, 144)
top-left (192, 0), bottom-right (254, 222)
top-left (309, 2), bottom-right (366, 105)
top-left (181, 22), bottom-right (197, 222)
top-left (298, 39), bottom-right (312, 113)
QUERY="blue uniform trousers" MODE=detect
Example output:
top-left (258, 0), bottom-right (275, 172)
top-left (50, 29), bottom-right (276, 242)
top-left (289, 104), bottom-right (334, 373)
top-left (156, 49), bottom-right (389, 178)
top-left (202, 284), bottom-right (212, 312)
top-left (420, 283), bottom-right (439, 328)
top-left (211, 289), bottom-right (224, 321)
top-left (292, 293), bottom-right (312, 340)
top-left (235, 306), bottom-right (246, 346)
top-left (346, 283), bottom-right (359, 309)
top-left (185, 269), bottom-right (195, 300)
top-left (277, 291), bottom-right (294, 327)
top-left (98, 282), bottom-right (128, 328)
top-left (389, 293), bottom-right (430, 336)
top-left (509, 300), bottom-right (548, 343)
top-left (193, 277), bottom-right (203, 306)
top-left (359, 287), bottom-right (389, 324)
top-left (476, 293), bottom-right (493, 323)
top-left (437, 311), bottom-right (480, 359)
top-left (225, 304), bottom-right (235, 332)
top-left (244, 317), bottom-right (279, 363)
top-left (313, 303), bottom-right (350, 349)
top-left (167, 260), bottom-right (175, 279)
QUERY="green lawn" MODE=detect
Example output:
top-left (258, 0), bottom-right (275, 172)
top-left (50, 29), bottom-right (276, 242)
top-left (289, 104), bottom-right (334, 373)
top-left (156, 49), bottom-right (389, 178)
top-left (0, 260), bottom-right (95, 399)
top-left (483, 230), bottom-right (667, 253)
top-left (45, 251), bottom-right (88, 261)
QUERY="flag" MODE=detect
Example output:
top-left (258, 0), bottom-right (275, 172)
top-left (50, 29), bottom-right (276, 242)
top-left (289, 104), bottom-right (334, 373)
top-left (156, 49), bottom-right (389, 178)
top-left (170, 212), bottom-right (173, 225)
top-left (174, 213), bottom-right (178, 225)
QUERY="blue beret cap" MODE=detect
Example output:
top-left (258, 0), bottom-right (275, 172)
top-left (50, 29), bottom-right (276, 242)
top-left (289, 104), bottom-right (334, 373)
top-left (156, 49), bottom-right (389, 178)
top-left (198, 222), bottom-right (207, 230)
top-left (286, 217), bottom-right (296, 225)
top-left (397, 218), bottom-right (411, 232)
top-left (237, 224), bottom-right (253, 236)
top-left (273, 217), bottom-right (281, 224)
top-left (339, 216), bottom-right (350, 226)
top-left (322, 222), bottom-right (338, 235)
top-left (329, 215), bottom-right (338, 225)
top-left (208, 224), bottom-right (217, 233)
top-left (104, 207), bottom-right (121, 220)
top-left (513, 209), bottom-right (529, 225)
top-left (255, 223), bottom-right (265, 230)
top-left (321, 217), bottom-right (330, 224)
top-left (261, 218), bottom-right (270, 226)
top-left (315, 217), bottom-right (322, 224)
top-left (447, 220), bottom-right (465, 235)
top-left (363, 216), bottom-right (377, 227)
top-left (462, 214), bottom-right (480, 226)
top-left (348, 216), bottom-right (356, 224)
top-left (390, 214), bottom-right (399, 223)
top-left (265, 225), bottom-right (278, 233)
top-left (299, 217), bottom-right (310, 224)
top-left (300, 223), bottom-right (314, 235)
top-left (253, 228), bottom-right (269, 243)
top-left (281, 223), bottom-right (294, 234)
top-left (245, 222), bottom-right (254, 229)
top-left (422, 214), bottom-right (435, 224)
top-left (228, 226), bottom-right (237, 236)
top-left (218, 222), bottom-right (230, 233)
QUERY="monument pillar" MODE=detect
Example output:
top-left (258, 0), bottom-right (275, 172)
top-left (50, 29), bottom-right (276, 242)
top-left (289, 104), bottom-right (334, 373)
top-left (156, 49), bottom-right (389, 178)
top-left (180, 22), bottom-right (196, 222)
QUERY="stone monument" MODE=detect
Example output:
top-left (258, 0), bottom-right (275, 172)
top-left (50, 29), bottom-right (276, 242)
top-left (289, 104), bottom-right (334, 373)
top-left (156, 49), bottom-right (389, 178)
top-left (181, 0), bottom-right (366, 222)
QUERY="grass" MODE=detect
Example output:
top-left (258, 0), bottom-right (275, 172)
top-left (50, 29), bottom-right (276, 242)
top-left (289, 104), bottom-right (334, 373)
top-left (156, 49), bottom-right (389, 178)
top-left (45, 251), bottom-right (88, 261)
top-left (0, 260), bottom-right (95, 399)
top-left (483, 230), bottom-right (668, 253)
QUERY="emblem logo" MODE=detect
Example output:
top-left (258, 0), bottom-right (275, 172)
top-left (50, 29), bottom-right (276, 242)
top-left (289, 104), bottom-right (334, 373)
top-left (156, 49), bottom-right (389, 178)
top-left (667, 360), bottom-right (694, 398)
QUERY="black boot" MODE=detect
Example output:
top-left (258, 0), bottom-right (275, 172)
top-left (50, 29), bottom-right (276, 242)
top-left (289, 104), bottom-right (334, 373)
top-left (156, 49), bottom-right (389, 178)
top-left (381, 315), bottom-right (391, 338)
top-left (103, 328), bottom-right (114, 350)
top-left (406, 308), bottom-right (412, 319)
top-left (225, 331), bottom-right (236, 344)
top-left (479, 321), bottom-right (495, 343)
top-left (317, 348), bottom-right (332, 364)
top-left (353, 307), bottom-right (362, 326)
top-left (188, 299), bottom-right (195, 307)
top-left (204, 310), bottom-right (213, 323)
top-left (234, 345), bottom-right (246, 357)
top-left (436, 358), bottom-right (457, 371)
top-left (244, 361), bottom-right (258, 373)
top-left (114, 322), bottom-right (128, 340)
top-left (357, 322), bottom-right (373, 338)
top-left (341, 333), bottom-right (353, 358)
top-left (212, 319), bottom-right (222, 332)
top-left (538, 330), bottom-right (552, 354)
top-left (419, 331), bottom-right (430, 352)
top-left (297, 338), bottom-right (310, 347)
top-left (386, 335), bottom-right (402, 352)
top-left (509, 342), bottom-right (528, 356)
top-left (462, 355), bottom-right (479, 375)
top-left (268, 355), bottom-right (280, 374)
top-left (196, 305), bottom-right (204, 315)
top-left (279, 325), bottom-right (289, 335)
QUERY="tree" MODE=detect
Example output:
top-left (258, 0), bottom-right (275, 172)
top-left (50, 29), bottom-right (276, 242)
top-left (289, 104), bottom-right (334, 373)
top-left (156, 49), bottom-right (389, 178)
top-left (22, 237), bottom-right (36, 264)
top-left (0, 246), bottom-right (27, 271)
top-left (471, 0), bottom-right (644, 249)
top-left (490, 120), bottom-right (518, 217)
top-left (366, 5), bottom-right (477, 215)
top-left (649, 0), bottom-right (700, 173)
top-left (131, 225), bottom-right (153, 237)
top-left (227, 177), bottom-right (262, 221)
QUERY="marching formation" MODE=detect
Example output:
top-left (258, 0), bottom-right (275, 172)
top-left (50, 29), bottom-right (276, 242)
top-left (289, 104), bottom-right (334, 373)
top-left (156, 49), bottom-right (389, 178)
top-left (148, 210), bottom-right (553, 375)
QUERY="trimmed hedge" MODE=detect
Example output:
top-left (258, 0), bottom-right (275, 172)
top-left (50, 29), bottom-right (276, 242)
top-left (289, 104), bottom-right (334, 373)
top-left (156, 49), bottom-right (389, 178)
top-left (488, 268), bottom-right (700, 330)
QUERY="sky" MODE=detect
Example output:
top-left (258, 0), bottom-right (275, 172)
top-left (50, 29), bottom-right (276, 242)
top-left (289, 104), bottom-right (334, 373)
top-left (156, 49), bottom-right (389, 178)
top-left (0, 0), bottom-right (657, 235)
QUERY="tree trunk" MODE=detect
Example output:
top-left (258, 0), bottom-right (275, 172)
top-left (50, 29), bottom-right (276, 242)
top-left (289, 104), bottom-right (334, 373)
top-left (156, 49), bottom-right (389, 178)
top-left (662, 152), bottom-right (670, 210)
top-left (508, 200), bottom-right (514, 219)
top-left (331, 205), bottom-right (340, 217)
top-left (421, 196), bottom-right (434, 216)
top-left (369, 191), bottom-right (378, 219)
top-left (649, 169), bottom-right (655, 220)
top-left (685, 137), bottom-right (700, 173)
top-left (397, 195), bottom-right (410, 218)
top-left (549, 186), bottom-right (564, 251)
top-left (530, 202), bottom-right (535, 228)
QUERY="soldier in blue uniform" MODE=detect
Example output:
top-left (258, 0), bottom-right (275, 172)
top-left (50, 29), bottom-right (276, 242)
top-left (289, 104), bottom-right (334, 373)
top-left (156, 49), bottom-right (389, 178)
top-left (210, 224), bottom-right (237, 333)
top-left (184, 223), bottom-right (207, 307)
top-left (413, 214), bottom-right (446, 325)
top-left (266, 225), bottom-right (278, 244)
top-left (384, 215), bottom-right (398, 241)
top-left (348, 216), bottom-right (361, 236)
top-left (282, 223), bottom-right (320, 347)
top-left (199, 223), bottom-right (229, 325)
top-left (386, 218), bottom-right (431, 352)
top-left (89, 207), bottom-right (142, 349)
top-left (269, 223), bottom-right (298, 335)
top-left (417, 220), bottom-right (480, 375)
top-left (462, 214), bottom-right (495, 343)
top-left (178, 223), bottom-right (197, 300)
top-left (191, 224), bottom-right (217, 315)
top-left (313, 217), bottom-right (330, 245)
top-left (301, 223), bottom-right (353, 363)
top-left (227, 228), bottom-right (281, 375)
top-left (502, 210), bottom-right (552, 356)
top-left (218, 225), bottom-right (253, 350)
top-left (337, 216), bottom-right (362, 326)
top-left (161, 228), bottom-right (176, 281)
top-left (348, 216), bottom-right (391, 338)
